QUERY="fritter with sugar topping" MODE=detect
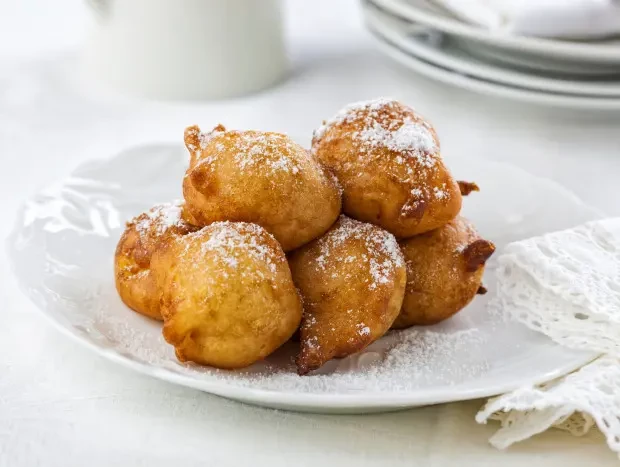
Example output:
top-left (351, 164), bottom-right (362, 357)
top-left (114, 201), bottom-right (198, 320)
top-left (393, 216), bottom-right (495, 328)
top-left (288, 216), bottom-right (406, 375)
top-left (183, 125), bottom-right (342, 251)
top-left (153, 221), bottom-right (302, 369)
top-left (311, 98), bottom-right (461, 238)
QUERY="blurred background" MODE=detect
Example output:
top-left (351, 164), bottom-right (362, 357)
top-left (1, 0), bottom-right (619, 214)
top-left (2, 1), bottom-right (620, 204)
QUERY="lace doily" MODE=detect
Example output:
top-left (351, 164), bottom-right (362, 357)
top-left (477, 218), bottom-right (620, 456)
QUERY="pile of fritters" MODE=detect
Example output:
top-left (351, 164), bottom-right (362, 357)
top-left (114, 98), bottom-right (495, 375)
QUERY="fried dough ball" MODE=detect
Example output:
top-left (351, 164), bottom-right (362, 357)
top-left (289, 215), bottom-right (406, 375)
top-left (114, 201), bottom-right (197, 320)
top-left (311, 98), bottom-right (461, 238)
top-left (182, 125), bottom-right (342, 251)
top-left (392, 216), bottom-right (495, 328)
top-left (153, 221), bottom-right (303, 369)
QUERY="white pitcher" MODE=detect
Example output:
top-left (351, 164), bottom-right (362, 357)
top-left (82, 0), bottom-right (288, 100)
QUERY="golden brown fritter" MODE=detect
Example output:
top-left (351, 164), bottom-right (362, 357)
top-left (392, 216), bottom-right (495, 328)
top-left (114, 201), bottom-right (198, 320)
top-left (153, 221), bottom-right (302, 369)
top-left (311, 98), bottom-right (461, 238)
top-left (288, 215), bottom-right (406, 375)
top-left (182, 125), bottom-right (342, 251)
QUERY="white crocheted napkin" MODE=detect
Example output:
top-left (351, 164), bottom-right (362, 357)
top-left (476, 218), bottom-right (620, 456)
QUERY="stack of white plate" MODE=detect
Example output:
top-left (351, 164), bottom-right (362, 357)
top-left (362, 0), bottom-right (620, 109)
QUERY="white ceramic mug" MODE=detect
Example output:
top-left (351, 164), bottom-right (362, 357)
top-left (82, 0), bottom-right (288, 100)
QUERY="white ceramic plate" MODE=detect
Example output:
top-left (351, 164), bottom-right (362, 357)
top-left (7, 144), bottom-right (600, 414)
top-left (364, 3), bottom-right (620, 98)
top-left (368, 0), bottom-right (620, 71)
top-left (370, 30), bottom-right (620, 110)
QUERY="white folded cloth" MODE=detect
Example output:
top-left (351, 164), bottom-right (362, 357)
top-left (431, 0), bottom-right (620, 38)
top-left (476, 218), bottom-right (620, 457)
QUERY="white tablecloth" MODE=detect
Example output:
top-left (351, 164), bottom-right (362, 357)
top-left (1, 1), bottom-right (620, 466)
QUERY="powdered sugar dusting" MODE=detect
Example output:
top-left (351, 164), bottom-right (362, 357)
top-left (313, 98), bottom-right (395, 141)
top-left (132, 200), bottom-right (185, 236)
top-left (325, 168), bottom-right (344, 196)
top-left (434, 184), bottom-right (447, 200)
top-left (357, 120), bottom-right (436, 160)
top-left (183, 221), bottom-right (280, 275)
top-left (386, 329), bottom-right (485, 370)
top-left (452, 217), bottom-right (480, 255)
top-left (107, 325), bottom-right (490, 393)
top-left (195, 130), bottom-right (306, 177)
top-left (198, 125), bottom-right (226, 149)
top-left (314, 216), bottom-right (404, 291)
top-left (313, 98), bottom-right (437, 157)
top-left (368, 257), bottom-right (394, 291)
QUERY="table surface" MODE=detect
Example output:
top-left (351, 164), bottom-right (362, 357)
top-left (1, 1), bottom-right (619, 466)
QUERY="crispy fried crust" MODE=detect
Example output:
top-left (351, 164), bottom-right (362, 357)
top-left (289, 216), bottom-right (406, 375)
top-left (114, 202), bottom-right (197, 320)
top-left (311, 99), bottom-right (461, 238)
top-left (392, 216), bottom-right (495, 328)
top-left (457, 180), bottom-right (480, 196)
top-left (153, 222), bottom-right (302, 369)
top-left (182, 125), bottom-right (342, 251)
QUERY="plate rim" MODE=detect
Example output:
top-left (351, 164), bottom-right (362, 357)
top-left (363, 4), bottom-right (620, 98)
top-left (6, 147), bottom-right (603, 412)
top-left (368, 0), bottom-right (620, 62)
top-left (370, 30), bottom-right (620, 110)
top-left (20, 305), bottom-right (600, 410)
